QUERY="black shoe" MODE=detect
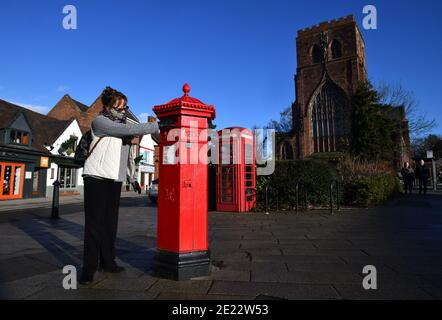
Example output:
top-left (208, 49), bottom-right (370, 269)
top-left (79, 274), bottom-right (94, 285)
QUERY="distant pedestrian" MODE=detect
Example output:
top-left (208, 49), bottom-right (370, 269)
top-left (401, 162), bottom-right (414, 195)
top-left (415, 159), bottom-right (430, 195)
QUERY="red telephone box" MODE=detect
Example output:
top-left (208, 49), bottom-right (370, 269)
top-left (152, 83), bottom-right (215, 280)
top-left (216, 127), bottom-right (256, 212)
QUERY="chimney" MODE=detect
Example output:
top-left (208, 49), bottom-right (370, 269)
top-left (148, 116), bottom-right (157, 123)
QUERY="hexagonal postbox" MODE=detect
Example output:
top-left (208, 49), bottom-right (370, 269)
top-left (152, 83), bottom-right (215, 280)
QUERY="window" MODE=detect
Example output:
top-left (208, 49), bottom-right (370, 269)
top-left (312, 44), bottom-right (324, 64)
top-left (32, 170), bottom-right (40, 193)
top-left (244, 144), bottom-right (253, 165)
top-left (72, 137), bottom-right (78, 151)
top-left (331, 40), bottom-right (342, 59)
top-left (311, 82), bottom-right (348, 153)
top-left (9, 129), bottom-right (30, 145)
top-left (141, 151), bottom-right (152, 164)
top-left (59, 167), bottom-right (77, 189)
top-left (281, 141), bottom-right (294, 160)
top-left (0, 163), bottom-right (25, 199)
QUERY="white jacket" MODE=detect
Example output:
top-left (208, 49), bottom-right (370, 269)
top-left (83, 130), bottom-right (124, 181)
top-left (82, 115), bottom-right (159, 182)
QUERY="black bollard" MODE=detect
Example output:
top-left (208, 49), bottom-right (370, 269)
top-left (265, 185), bottom-right (269, 214)
top-left (276, 192), bottom-right (279, 212)
top-left (51, 180), bottom-right (61, 220)
top-left (304, 183), bottom-right (308, 210)
top-left (336, 181), bottom-right (341, 212)
top-left (295, 182), bottom-right (299, 214)
top-left (330, 181), bottom-right (334, 215)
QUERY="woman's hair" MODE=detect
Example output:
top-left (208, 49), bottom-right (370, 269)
top-left (101, 87), bottom-right (128, 109)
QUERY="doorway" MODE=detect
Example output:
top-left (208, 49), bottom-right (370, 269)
top-left (0, 162), bottom-right (25, 200)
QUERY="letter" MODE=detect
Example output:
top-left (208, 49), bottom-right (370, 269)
top-left (190, 307), bottom-right (199, 315)
top-left (201, 129), bottom-right (217, 165)
top-left (255, 129), bottom-right (276, 176)
top-left (62, 5), bottom-right (78, 30)
top-left (62, 265), bottom-right (77, 290)
top-left (362, 265), bottom-right (378, 290)
top-left (363, 5), bottom-right (377, 30)
top-left (172, 307), bottom-right (179, 315)
top-left (200, 307), bottom-right (206, 318)
top-left (189, 120), bottom-right (199, 165)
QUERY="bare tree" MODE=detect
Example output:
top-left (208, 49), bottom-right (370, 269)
top-left (266, 106), bottom-right (292, 133)
top-left (376, 82), bottom-right (436, 140)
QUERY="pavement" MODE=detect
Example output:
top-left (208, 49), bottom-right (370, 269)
top-left (0, 191), bottom-right (137, 213)
top-left (0, 192), bottom-right (442, 300)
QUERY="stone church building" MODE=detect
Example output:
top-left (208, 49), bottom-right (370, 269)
top-left (278, 15), bottom-right (411, 167)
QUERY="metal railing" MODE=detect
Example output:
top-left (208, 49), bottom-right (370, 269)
top-left (263, 179), bottom-right (341, 214)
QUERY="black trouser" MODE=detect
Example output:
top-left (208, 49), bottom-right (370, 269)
top-left (404, 179), bottom-right (413, 194)
top-left (418, 178), bottom-right (428, 195)
top-left (83, 177), bottom-right (122, 276)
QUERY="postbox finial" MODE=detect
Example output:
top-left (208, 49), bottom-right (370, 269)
top-left (183, 83), bottom-right (190, 96)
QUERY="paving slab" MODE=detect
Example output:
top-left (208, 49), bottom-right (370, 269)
top-left (209, 281), bottom-right (341, 300)
top-left (0, 193), bottom-right (441, 299)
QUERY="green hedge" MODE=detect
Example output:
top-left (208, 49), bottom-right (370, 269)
top-left (255, 159), bottom-right (401, 211)
top-left (342, 174), bottom-right (401, 207)
top-left (255, 160), bottom-right (336, 210)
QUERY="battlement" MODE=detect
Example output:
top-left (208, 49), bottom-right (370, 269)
top-left (297, 15), bottom-right (355, 38)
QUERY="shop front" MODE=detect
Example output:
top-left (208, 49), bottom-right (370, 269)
top-left (0, 149), bottom-right (49, 201)
top-left (46, 156), bottom-right (83, 197)
top-left (0, 162), bottom-right (25, 200)
top-left (139, 164), bottom-right (155, 192)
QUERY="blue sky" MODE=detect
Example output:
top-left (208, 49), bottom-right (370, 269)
top-left (1, 0), bottom-right (441, 135)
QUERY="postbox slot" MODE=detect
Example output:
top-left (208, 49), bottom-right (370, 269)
top-left (184, 180), bottom-right (192, 188)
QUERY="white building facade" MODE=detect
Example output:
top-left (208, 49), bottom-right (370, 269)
top-left (138, 134), bottom-right (157, 193)
top-left (46, 119), bottom-right (84, 197)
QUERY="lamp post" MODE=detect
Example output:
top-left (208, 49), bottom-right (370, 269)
top-left (427, 150), bottom-right (437, 191)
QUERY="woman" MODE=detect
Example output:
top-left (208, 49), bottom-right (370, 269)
top-left (80, 87), bottom-right (159, 284)
top-left (401, 162), bottom-right (414, 195)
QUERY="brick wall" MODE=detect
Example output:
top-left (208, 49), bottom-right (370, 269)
top-left (281, 15), bottom-right (367, 159)
top-left (48, 95), bottom-right (104, 133)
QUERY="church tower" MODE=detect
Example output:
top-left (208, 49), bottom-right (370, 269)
top-left (283, 15), bottom-right (367, 159)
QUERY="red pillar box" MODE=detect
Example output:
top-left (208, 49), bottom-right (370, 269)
top-left (216, 127), bottom-right (256, 212)
top-left (152, 83), bottom-right (216, 280)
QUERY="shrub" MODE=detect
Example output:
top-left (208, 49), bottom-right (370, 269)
top-left (342, 174), bottom-right (401, 207)
top-left (337, 156), bottom-right (401, 206)
top-left (255, 156), bottom-right (401, 211)
top-left (255, 159), bottom-right (336, 210)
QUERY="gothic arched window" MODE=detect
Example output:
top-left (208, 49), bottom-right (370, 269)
top-left (312, 44), bottom-right (324, 64)
top-left (331, 40), bottom-right (342, 59)
top-left (311, 82), bottom-right (348, 153)
top-left (281, 141), bottom-right (294, 160)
